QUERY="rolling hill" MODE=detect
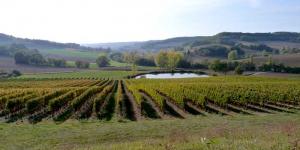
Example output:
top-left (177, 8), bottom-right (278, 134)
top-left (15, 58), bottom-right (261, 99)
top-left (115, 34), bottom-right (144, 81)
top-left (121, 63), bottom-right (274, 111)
top-left (85, 32), bottom-right (300, 51)
top-left (1, 32), bottom-right (300, 67)
top-left (0, 33), bottom-right (93, 50)
top-left (0, 33), bottom-right (111, 62)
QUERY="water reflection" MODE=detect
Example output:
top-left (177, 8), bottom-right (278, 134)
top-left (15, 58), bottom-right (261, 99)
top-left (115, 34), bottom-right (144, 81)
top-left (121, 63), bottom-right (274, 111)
top-left (135, 73), bottom-right (209, 79)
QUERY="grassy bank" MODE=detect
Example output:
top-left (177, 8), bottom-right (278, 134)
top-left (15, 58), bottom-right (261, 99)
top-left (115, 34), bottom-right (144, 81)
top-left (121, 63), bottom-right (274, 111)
top-left (0, 113), bottom-right (299, 150)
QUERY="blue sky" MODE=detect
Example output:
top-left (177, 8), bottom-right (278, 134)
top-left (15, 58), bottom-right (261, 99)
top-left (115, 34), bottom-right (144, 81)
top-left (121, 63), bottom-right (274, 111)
top-left (0, 0), bottom-right (299, 43)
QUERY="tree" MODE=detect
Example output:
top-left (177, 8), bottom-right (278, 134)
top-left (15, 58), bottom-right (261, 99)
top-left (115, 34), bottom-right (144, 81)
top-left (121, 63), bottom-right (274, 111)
top-left (11, 70), bottom-right (22, 77)
top-left (48, 58), bottom-right (66, 67)
top-left (110, 52), bottom-right (124, 62)
top-left (135, 58), bottom-right (155, 66)
top-left (29, 53), bottom-right (46, 65)
top-left (228, 50), bottom-right (238, 61)
top-left (96, 56), bottom-right (110, 67)
top-left (155, 50), bottom-right (182, 70)
top-left (75, 60), bottom-right (90, 68)
top-left (241, 61), bottom-right (256, 71)
top-left (177, 59), bottom-right (191, 68)
top-left (14, 51), bottom-right (29, 64)
top-left (123, 51), bottom-right (139, 73)
top-left (209, 60), bottom-right (228, 74)
top-left (235, 65), bottom-right (244, 75)
top-left (167, 51), bottom-right (182, 70)
top-left (155, 51), bottom-right (168, 68)
top-left (267, 55), bottom-right (273, 65)
top-left (249, 55), bottom-right (254, 64)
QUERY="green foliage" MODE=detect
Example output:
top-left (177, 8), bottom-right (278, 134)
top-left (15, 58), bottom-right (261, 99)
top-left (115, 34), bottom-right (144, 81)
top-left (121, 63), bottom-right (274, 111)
top-left (155, 51), bottom-right (168, 68)
top-left (49, 88), bottom-right (86, 112)
top-left (110, 52), bottom-right (124, 63)
top-left (209, 60), bottom-right (228, 74)
top-left (48, 58), bottom-right (66, 67)
top-left (129, 76), bottom-right (300, 107)
top-left (155, 50), bottom-right (182, 70)
top-left (11, 70), bottom-right (22, 77)
top-left (96, 55), bottom-right (110, 67)
top-left (228, 50), bottom-right (238, 61)
top-left (26, 90), bottom-right (67, 113)
top-left (234, 65), bottom-right (244, 75)
top-left (187, 45), bottom-right (229, 57)
top-left (75, 60), bottom-right (90, 68)
top-left (123, 51), bottom-right (139, 73)
top-left (93, 81), bottom-right (115, 114)
top-left (71, 85), bottom-right (106, 111)
top-left (6, 94), bottom-right (37, 112)
top-left (0, 70), bottom-right (22, 79)
top-left (135, 58), bottom-right (156, 67)
top-left (167, 51), bottom-right (183, 70)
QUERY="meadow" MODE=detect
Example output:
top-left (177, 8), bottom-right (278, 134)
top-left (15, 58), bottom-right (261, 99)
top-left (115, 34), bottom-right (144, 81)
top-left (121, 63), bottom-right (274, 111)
top-left (1, 113), bottom-right (299, 150)
top-left (39, 48), bottom-right (106, 61)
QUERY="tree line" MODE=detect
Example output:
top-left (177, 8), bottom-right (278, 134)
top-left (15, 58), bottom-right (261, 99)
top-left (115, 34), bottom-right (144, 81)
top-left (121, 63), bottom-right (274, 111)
top-left (2, 43), bottom-right (300, 74)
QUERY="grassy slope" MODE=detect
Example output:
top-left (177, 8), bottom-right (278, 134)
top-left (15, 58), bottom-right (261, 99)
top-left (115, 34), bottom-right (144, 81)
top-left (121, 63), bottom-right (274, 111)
top-left (252, 54), bottom-right (300, 67)
top-left (0, 113), bottom-right (299, 150)
top-left (39, 48), bottom-right (106, 60)
top-left (236, 54), bottom-right (300, 68)
top-left (18, 70), bottom-right (143, 79)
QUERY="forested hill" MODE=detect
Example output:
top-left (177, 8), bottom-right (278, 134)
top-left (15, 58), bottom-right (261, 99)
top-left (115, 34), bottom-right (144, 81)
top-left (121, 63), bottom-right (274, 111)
top-left (86, 32), bottom-right (300, 51)
top-left (0, 33), bottom-right (106, 51)
top-left (85, 36), bottom-right (208, 51)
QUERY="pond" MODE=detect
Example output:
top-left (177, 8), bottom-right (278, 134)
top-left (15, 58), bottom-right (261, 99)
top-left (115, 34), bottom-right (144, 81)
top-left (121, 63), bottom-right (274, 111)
top-left (135, 73), bottom-right (210, 79)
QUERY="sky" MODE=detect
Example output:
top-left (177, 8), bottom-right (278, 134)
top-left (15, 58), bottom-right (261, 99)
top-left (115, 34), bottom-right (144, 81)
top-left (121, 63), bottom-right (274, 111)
top-left (0, 0), bottom-right (300, 43)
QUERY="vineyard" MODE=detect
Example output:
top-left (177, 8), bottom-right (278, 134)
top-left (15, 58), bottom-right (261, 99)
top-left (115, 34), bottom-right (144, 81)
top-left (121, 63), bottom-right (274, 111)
top-left (0, 77), bottom-right (300, 123)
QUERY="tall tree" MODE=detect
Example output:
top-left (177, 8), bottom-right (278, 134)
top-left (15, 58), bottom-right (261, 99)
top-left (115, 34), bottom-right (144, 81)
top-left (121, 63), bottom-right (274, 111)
top-left (228, 50), bottom-right (238, 61)
top-left (155, 51), bottom-right (168, 68)
top-left (123, 51), bottom-right (138, 73)
top-left (75, 60), bottom-right (90, 68)
top-left (14, 51), bottom-right (28, 64)
top-left (96, 55), bottom-right (110, 67)
top-left (209, 59), bottom-right (228, 74)
top-left (267, 55), bottom-right (273, 65)
top-left (155, 50), bottom-right (182, 70)
top-left (167, 51), bottom-right (182, 70)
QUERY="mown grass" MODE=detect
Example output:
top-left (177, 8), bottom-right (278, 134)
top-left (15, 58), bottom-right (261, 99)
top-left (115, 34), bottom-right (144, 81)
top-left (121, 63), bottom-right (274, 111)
top-left (0, 113), bottom-right (299, 150)
top-left (39, 48), bottom-right (106, 60)
top-left (40, 49), bottom-right (152, 68)
top-left (18, 71), bottom-right (143, 79)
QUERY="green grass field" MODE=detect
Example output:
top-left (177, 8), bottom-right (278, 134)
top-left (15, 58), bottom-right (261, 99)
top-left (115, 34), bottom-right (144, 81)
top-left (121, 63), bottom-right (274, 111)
top-left (18, 71), bottom-right (142, 79)
top-left (0, 113), bottom-right (299, 150)
top-left (39, 48), bottom-right (107, 61)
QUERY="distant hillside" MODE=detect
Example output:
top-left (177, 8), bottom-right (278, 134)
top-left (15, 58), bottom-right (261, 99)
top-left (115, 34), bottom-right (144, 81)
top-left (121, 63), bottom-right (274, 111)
top-left (0, 33), bottom-right (104, 51)
top-left (2, 32), bottom-right (300, 64)
top-left (86, 32), bottom-right (300, 52)
top-left (84, 36), bottom-right (208, 51)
